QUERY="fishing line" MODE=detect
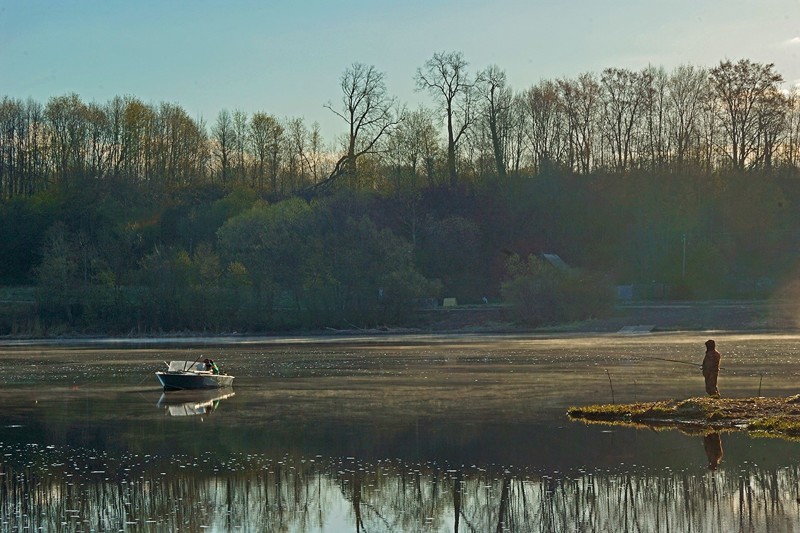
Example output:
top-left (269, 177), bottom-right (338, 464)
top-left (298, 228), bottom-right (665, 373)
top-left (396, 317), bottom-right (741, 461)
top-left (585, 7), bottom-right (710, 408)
top-left (619, 353), bottom-right (743, 375)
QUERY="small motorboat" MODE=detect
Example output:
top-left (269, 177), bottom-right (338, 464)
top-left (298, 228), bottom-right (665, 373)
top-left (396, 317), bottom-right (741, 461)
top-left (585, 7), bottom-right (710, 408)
top-left (155, 360), bottom-right (234, 391)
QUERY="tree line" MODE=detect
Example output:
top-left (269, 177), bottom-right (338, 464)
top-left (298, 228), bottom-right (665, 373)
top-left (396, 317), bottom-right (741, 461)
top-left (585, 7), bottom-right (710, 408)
top-left (1, 54), bottom-right (799, 333)
top-left (2, 56), bottom-right (799, 198)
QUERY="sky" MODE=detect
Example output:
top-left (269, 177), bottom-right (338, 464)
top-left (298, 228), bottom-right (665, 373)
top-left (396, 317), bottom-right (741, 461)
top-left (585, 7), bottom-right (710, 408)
top-left (1, 0), bottom-right (799, 141)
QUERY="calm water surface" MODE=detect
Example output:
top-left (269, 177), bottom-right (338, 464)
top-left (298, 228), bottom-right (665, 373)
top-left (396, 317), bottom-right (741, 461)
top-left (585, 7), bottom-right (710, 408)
top-left (2, 332), bottom-right (800, 531)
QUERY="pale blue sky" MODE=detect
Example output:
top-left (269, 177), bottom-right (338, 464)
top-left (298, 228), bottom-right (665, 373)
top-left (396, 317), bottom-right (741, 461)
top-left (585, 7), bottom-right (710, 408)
top-left (2, 0), bottom-right (799, 140)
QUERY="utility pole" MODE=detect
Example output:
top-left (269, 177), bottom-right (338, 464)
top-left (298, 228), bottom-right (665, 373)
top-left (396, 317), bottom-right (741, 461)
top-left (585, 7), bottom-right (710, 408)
top-left (682, 234), bottom-right (687, 278)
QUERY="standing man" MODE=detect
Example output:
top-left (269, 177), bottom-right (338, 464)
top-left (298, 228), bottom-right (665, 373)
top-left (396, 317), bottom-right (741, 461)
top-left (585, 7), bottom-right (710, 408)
top-left (702, 339), bottom-right (721, 397)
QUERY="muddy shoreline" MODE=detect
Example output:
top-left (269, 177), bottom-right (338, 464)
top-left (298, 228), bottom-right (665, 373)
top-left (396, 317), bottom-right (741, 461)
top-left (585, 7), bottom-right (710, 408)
top-left (2, 299), bottom-right (798, 343)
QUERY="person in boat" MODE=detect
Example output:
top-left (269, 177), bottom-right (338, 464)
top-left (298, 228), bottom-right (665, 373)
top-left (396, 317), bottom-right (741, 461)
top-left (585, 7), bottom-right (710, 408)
top-left (202, 358), bottom-right (221, 374)
top-left (702, 339), bottom-right (721, 397)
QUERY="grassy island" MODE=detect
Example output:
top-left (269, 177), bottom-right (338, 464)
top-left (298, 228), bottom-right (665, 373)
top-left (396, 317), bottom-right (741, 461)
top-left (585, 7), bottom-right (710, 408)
top-left (568, 395), bottom-right (800, 439)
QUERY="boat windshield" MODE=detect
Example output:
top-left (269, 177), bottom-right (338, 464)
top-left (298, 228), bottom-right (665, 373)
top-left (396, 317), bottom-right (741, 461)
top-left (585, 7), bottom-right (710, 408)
top-left (166, 361), bottom-right (207, 372)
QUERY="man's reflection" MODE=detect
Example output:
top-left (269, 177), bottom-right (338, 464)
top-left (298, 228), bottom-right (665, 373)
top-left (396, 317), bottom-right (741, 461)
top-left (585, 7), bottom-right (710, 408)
top-left (703, 432), bottom-right (723, 470)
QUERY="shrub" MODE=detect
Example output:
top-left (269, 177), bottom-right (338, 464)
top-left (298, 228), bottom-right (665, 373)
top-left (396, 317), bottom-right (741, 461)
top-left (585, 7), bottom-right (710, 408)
top-left (501, 254), bottom-right (613, 326)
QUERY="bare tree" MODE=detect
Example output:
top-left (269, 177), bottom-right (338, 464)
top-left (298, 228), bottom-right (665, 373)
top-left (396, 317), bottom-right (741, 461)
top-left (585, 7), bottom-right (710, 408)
top-left (284, 117), bottom-right (305, 191)
top-left (304, 121), bottom-right (327, 185)
top-left (232, 110), bottom-right (249, 183)
top-left (212, 109), bottom-right (234, 183)
top-left (477, 65), bottom-right (512, 178)
top-left (157, 102), bottom-right (207, 186)
top-left (0, 98), bottom-right (23, 198)
top-left (667, 64), bottom-right (709, 170)
top-left (709, 59), bottom-right (784, 170)
top-left (0, 97), bottom-right (46, 197)
top-left (120, 96), bottom-right (156, 184)
top-left (784, 89), bottom-right (800, 168)
top-left (641, 65), bottom-right (671, 171)
top-left (320, 62), bottom-right (399, 189)
top-left (284, 116), bottom-right (329, 193)
top-left (416, 51), bottom-right (474, 186)
top-left (599, 68), bottom-right (648, 172)
top-left (249, 112), bottom-right (284, 192)
top-left (45, 93), bottom-right (89, 183)
top-left (558, 73), bottom-right (600, 174)
top-left (410, 107), bottom-right (442, 188)
top-left (521, 80), bottom-right (567, 174)
top-left (386, 106), bottom-right (441, 189)
top-left (506, 94), bottom-right (528, 175)
top-left (105, 96), bottom-right (125, 178)
top-left (754, 85), bottom-right (788, 169)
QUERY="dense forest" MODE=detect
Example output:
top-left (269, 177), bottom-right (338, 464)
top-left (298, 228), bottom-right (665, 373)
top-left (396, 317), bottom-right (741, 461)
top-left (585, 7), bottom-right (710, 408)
top-left (2, 54), bottom-right (800, 334)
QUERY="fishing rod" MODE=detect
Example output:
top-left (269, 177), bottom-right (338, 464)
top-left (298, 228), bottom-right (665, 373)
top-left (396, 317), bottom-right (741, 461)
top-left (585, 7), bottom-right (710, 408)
top-left (625, 354), bottom-right (701, 368)
top-left (622, 353), bottom-right (739, 373)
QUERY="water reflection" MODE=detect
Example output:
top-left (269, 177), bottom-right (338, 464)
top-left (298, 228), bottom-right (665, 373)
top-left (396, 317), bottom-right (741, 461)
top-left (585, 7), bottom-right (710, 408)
top-left (1, 441), bottom-right (799, 532)
top-left (156, 389), bottom-right (235, 417)
top-left (704, 432), bottom-right (724, 471)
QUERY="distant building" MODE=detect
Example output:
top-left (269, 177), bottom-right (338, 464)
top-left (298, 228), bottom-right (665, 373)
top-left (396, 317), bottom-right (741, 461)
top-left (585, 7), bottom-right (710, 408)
top-left (541, 253), bottom-right (570, 272)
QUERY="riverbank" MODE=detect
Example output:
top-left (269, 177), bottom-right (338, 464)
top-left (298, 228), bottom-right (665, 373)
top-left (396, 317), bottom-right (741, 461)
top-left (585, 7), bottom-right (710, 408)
top-left (2, 299), bottom-right (797, 341)
top-left (422, 299), bottom-right (799, 333)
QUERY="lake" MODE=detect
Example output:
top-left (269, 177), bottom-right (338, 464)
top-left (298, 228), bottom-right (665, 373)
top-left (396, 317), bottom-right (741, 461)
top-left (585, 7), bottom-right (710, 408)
top-left (2, 332), bottom-right (800, 532)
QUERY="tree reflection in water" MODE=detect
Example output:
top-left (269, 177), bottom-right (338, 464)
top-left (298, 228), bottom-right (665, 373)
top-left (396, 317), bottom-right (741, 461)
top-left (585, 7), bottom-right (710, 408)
top-left (1, 438), bottom-right (800, 532)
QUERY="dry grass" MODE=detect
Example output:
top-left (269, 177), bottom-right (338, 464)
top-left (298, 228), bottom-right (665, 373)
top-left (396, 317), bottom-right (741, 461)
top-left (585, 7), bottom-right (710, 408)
top-left (568, 395), bottom-right (800, 438)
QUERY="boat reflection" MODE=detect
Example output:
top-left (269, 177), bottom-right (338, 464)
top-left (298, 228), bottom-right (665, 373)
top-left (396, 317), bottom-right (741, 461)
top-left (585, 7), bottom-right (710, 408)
top-left (157, 389), bottom-right (235, 417)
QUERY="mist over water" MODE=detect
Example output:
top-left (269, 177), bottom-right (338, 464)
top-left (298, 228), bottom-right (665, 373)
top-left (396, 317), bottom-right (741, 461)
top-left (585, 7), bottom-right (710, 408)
top-left (2, 332), bottom-right (800, 531)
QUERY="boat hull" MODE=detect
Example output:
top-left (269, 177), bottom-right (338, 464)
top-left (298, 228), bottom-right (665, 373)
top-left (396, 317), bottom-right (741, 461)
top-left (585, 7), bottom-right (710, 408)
top-left (155, 371), bottom-right (234, 391)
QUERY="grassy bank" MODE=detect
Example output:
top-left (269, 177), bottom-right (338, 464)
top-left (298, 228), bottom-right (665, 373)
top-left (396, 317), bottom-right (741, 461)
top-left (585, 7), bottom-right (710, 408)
top-left (568, 395), bottom-right (800, 439)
